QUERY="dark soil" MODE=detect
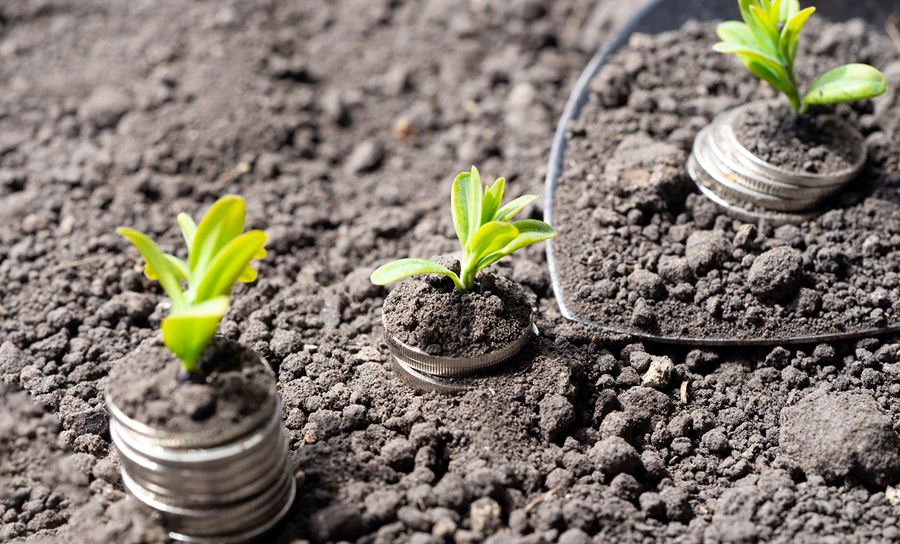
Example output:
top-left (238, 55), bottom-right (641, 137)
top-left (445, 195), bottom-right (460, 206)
top-left (105, 337), bottom-right (274, 435)
top-left (382, 262), bottom-right (532, 358)
top-left (554, 18), bottom-right (900, 341)
top-left (733, 101), bottom-right (863, 174)
top-left (4, 2), bottom-right (900, 544)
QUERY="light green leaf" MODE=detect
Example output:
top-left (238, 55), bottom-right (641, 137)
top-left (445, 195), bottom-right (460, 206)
top-left (802, 63), bottom-right (888, 110)
top-left (117, 228), bottom-right (187, 309)
top-left (481, 177), bottom-right (506, 225)
top-left (370, 258), bottom-right (464, 290)
top-left (193, 230), bottom-right (268, 302)
top-left (779, 7), bottom-right (815, 64)
top-left (465, 221), bottom-right (519, 265)
top-left (780, 0), bottom-right (800, 21)
top-left (713, 42), bottom-right (782, 67)
top-left (451, 170), bottom-right (482, 250)
top-left (749, 4), bottom-right (779, 42)
top-left (494, 194), bottom-right (537, 223)
top-left (716, 21), bottom-right (760, 48)
top-left (188, 195), bottom-right (246, 279)
top-left (146, 254), bottom-right (189, 282)
top-left (473, 220), bottom-right (557, 272)
top-left (162, 296), bottom-right (230, 372)
top-left (177, 212), bottom-right (197, 249)
top-left (466, 166), bottom-right (484, 235)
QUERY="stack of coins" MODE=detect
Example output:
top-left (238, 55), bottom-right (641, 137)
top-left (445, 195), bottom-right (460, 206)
top-left (687, 102), bottom-right (866, 224)
top-left (107, 390), bottom-right (295, 543)
top-left (385, 317), bottom-right (536, 393)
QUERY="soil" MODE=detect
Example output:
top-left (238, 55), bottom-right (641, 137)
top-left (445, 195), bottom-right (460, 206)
top-left (553, 18), bottom-right (900, 341)
top-left (382, 260), bottom-right (532, 358)
top-left (4, 2), bottom-right (900, 544)
top-left (105, 337), bottom-right (274, 435)
top-left (733, 101), bottom-right (863, 174)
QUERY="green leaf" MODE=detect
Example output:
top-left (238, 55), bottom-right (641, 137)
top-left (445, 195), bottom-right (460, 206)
top-left (716, 21), bottom-right (761, 48)
top-left (369, 258), bottom-right (464, 290)
top-left (778, 0), bottom-right (800, 21)
top-left (188, 195), bottom-right (246, 280)
top-left (162, 296), bottom-right (230, 372)
top-left (779, 7), bottom-right (815, 64)
top-left (176, 212), bottom-right (197, 249)
top-left (451, 170), bottom-right (482, 250)
top-left (494, 194), bottom-right (537, 223)
top-left (749, 4), bottom-right (779, 42)
top-left (473, 220), bottom-right (557, 272)
top-left (466, 166), bottom-right (484, 235)
top-left (464, 221), bottom-right (519, 266)
top-left (237, 246), bottom-right (267, 283)
top-left (117, 228), bottom-right (187, 309)
top-left (481, 177), bottom-right (506, 225)
top-left (193, 230), bottom-right (268, 302)
top-left (742, 57), bottom-right (795, 97)
top-left (713, 42), bottom-right (782, 67)
top-left (802, 63), bottom-right (888, 110)
top-left (146, 254), bottom-right (189, 283)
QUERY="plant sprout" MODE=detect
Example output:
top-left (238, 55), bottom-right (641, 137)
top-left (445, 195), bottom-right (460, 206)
top-left (117, 195), bottom-right (267, 375)
top-left (370, 167), bottom-right (556, 292)
top-left (714, 0), bottom-right (887, 115)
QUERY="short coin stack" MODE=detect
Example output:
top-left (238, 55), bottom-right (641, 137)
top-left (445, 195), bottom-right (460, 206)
top-left (385, 317), bottom-right (536, 394)
top-left (688, 102), bottom-right (866, 224)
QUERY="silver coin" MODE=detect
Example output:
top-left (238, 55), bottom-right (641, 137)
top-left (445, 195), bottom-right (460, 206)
top-left (687, 154), bottom-right (819, 225)
top-left (723, 101), bottom-right (866, 188)
top-left (692, 126), bottom-right (823, 212)
top-left (383, 317), bottom-right (536, 378)
top-left (707, 117), bottom-right (845, 200)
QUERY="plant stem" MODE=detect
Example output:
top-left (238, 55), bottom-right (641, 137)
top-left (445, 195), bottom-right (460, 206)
top-left (786, 65), bottom-right (803, 116)
top-left (459, 261), bottom-right (475, 292)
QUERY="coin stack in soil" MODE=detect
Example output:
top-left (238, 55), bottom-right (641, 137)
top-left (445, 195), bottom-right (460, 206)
top-left (107, 394), bottom-right (296, 543)
top-left (688, 103), bottom-right (865, 224)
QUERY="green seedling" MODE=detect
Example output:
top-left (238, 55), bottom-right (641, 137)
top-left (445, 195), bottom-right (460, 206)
top-left (370, 167), bottom-right (556, 292)
top-left (715, 0), bottom-right (887, 115)
top-left (117, 195), bottom-right (267, 376)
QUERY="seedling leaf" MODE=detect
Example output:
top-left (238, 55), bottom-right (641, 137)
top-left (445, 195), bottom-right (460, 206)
top-left (802, 63), bottom-right (888, 111)
top-left (474, 219), bottom-right (557, 272)
top-left (189, 195), bottom-right (245, 279)
top-left (495, 194), bottom-right (538, 223)
top-left (193, 230), bottom-right (268, 301)
top-left (370, 167), bottom-right (556, 292)
top-left (716, 1), bottom-right (887, 115)
top-left (116, 195), bottom-right (268, 374)
top-left (481, 177), bottom-right (506, 225)
top-left (161, 296), bottom-right (230, 372)
top-left (370, 258), bottom-right (464, 290)
top-left (451, 170), bottom-right (480, 249)
top-left (117, 228), bottom-right (187, 309)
